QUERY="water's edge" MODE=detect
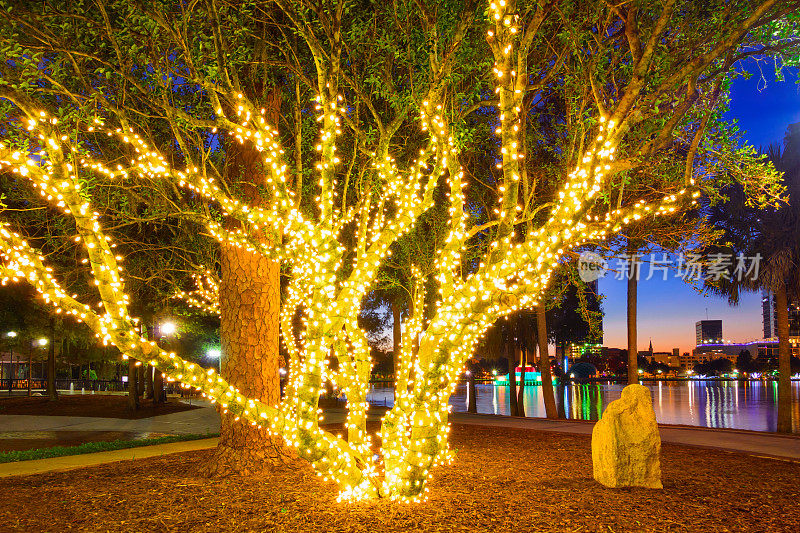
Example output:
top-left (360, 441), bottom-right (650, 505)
top-left (366, 380), bottom-right (800, 433)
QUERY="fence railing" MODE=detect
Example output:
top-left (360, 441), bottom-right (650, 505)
top-left (1, 378), bottom-right (187, 394)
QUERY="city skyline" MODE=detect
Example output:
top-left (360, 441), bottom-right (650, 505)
top-left (601, 66), bottom-right (800, 354)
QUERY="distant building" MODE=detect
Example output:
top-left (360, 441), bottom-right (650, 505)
top-left (692, 344), bottom-right (740, 366)
top-left (650, 351), bottom-right (679, 367)
top-left (676, 351), bottom-right (695, 370)
top-left (584, 279), bottom-right (603, 344)
top-left (602, 347), bottom-right (623, 357)
top-left (694, 343), bottom-right (742, 357)
top-left (761, 290), bottom-right (800, 340)
top-left (688, 340), bottom-right (800, 370)
top-left (558, 342), bottom-right (602, 360)
top-left (696, 320), bottom-right (723, 345)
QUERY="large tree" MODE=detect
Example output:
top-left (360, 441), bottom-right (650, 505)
top-left (703, 125), bottom-right (800, 433)
top-left (1, 0), bottom-right (796, 501)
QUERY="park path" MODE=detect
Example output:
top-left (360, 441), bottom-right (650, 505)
top-left (449, 412), bottom-right (800, 461)
top-left (1, 406), bottom-right (798, 478)
top-left (0, 437), bottom-right (219, 478)
top-left (0, 400), bottom-right (220, 436)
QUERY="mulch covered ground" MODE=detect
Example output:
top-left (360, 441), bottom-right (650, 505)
top-left (0, 394), bottom-right (200, 419)
top-left (0, 424), bottom-right (797, 532)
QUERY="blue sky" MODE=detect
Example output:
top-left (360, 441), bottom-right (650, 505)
top-left (600, 66), bottom-right (800, 354)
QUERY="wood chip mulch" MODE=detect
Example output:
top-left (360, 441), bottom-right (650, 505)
top-left (0, 394), bottom-right (200, 419)
top-left (0, 424), bottom-right (797, 532)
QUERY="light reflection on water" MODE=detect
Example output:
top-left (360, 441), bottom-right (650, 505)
top-left (366, 380), bottom-right (800, 433)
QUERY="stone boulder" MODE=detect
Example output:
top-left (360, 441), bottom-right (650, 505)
top-left (591, 384), bottom-right (662, 489)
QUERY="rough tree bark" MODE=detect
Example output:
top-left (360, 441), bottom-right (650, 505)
top-left (47, 317), bottom-right (57, 401)
top-left (536, 305), bottom-right (558, 418)
top-left (144, 365), bottom-right (153, 400)
top-left (203, 87), bottom-right (293, 476)
top-left (775, 281), bottom-right (792, 433)
top-left (627, 242), bottom-right (640, 385)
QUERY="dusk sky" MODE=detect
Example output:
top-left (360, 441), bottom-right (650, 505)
top-left (601, 66), bottom-right (800, 354)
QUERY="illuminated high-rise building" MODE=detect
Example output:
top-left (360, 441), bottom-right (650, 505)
top-left (761, 290), bottom-right (800, 340)
top-left (696, 320), bottom-right (722, 345)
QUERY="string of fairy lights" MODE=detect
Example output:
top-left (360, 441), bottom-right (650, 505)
top-left (173, 270), bottom-right (221, 315)
top-left (370, 0), bottom-right (704, 501)
top-left (0, 0), bottom-right (708, 503)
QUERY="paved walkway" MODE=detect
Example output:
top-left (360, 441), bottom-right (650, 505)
top-left (449, 412), bottom-right (800, 461)
top-left (0, 438), bottom-right (219, 478)
top-left (319, 408), bottom-right (800, 460)
top-left (1, 407), bottom-right (798, 478)
top-left (0, 401), bottom-right (221, 436)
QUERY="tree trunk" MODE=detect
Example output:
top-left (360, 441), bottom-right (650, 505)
top-left (517, 344), bottom-right (526, 417)
top-left (7, 347), bottom-right (13, 395)
top-left (536, 305), bottom-right (558, 418)
top-left (507, 329), bottom-right (518, 416)
top-left (27, 344), bottom-right (32, 397)
top-left (775, 282), bottom-right (792, 433)
top-left (137, 364), bottom-right (145, 396)
top-left (627, 244), bottom-right (639, 385)
top-left (293, 76), bottom-right (303, 196)
top-left (47, 318), bottom-right (57, 401)
top-left (392, 301), bottom-right (402, 384)
top-left (204, 237), bottom-right (289, 475)
top-left (204, 87), bottom-right (293, 475)
top-left (556, 381), bottom-right (567, 419)
top-left (127, 358), bottom-right (139, 411)
top-left (153, 369), bottom-right (164, 405)
top-left (144, 365), bottom-right (153, 400)
top-left (467, 369), bottom-right (477, 413)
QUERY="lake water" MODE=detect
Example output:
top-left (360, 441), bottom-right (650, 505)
top-left (366, 380), bottom-right (800, 433)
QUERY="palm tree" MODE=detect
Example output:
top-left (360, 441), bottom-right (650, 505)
top-left (705, 125), bottom-right (800, 433)
top-left (535, 304), bottom-right (558, 418)
top-left (626, 238), bottom-right (641, 385)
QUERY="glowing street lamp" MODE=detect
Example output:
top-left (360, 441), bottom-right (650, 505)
top-left (160, 321), bottom-right (176, 337)
top-left (207, 348), bottom-right (221, 373)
